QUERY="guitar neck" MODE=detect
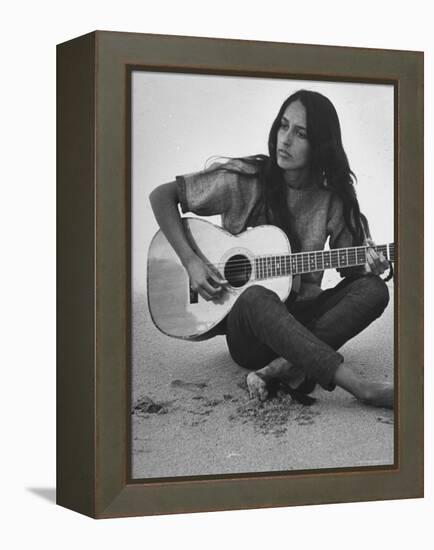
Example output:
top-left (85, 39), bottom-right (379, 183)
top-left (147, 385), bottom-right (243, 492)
top-left (255, 243), bottom-right (395, 280)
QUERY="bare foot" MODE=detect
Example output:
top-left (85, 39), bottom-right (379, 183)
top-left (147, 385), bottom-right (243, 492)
top-left (334, 365), bottom-right (394, 409)
top-left (246, 372), bottom-right (268, 401)
top-left (256, 358), bottom-right (304, 386)
top-left (360, 381), bottom-right (394, 409)
top-left (247, 359), bottom-right (306, 402)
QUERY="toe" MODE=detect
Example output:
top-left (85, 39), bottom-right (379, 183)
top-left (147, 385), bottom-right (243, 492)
top-left (246, 372), bottom-right (268, 401)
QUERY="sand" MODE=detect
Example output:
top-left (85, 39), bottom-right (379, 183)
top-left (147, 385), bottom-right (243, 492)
top-left (131, 287), bottom-right (394, 479)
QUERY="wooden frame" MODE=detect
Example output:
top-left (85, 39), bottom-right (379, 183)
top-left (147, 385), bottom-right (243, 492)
top-left (57, 30), bottom-right (423, 518)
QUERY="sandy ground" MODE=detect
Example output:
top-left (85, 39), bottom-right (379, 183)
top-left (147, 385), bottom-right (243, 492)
top-left (131, 285), bottom-right (394, 479)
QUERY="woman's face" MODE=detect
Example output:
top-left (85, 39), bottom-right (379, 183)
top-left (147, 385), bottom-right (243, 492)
top-left (276, 100), bottom-right (311, 172)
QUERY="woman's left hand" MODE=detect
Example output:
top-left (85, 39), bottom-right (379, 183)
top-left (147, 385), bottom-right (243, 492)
top-left (365, 238), bottom-right (390, 275)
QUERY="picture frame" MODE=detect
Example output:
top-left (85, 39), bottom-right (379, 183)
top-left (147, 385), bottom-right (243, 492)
top-left (57, 30), bottom-right (423, 518)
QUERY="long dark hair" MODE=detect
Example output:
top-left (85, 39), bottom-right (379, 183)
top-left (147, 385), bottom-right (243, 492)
top-left (267, 90), bottom-right (366, 248)
top-left (209, 90), bottom-right (367, 249)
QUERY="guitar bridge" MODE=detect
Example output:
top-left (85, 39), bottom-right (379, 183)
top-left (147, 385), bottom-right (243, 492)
top-left (189, 284), bottom-right (199, 304)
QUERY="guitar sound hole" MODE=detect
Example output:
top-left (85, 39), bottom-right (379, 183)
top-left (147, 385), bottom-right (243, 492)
top-left (224, 254), bottom-right (252, 288)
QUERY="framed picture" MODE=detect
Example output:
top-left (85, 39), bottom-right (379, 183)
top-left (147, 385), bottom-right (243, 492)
top-left (57, 31), bottom-right (423, 518)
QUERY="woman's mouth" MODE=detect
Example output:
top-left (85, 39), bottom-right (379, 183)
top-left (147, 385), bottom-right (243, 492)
top-left (278, 149), bottom-right (292, 159)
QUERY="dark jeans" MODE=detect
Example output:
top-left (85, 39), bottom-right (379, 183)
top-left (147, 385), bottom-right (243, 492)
top-left (225, 275), bottom-right (390, 391)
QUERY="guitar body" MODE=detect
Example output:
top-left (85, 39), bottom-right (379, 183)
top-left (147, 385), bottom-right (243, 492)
top-left (147, 218), bottom-right (292, 341)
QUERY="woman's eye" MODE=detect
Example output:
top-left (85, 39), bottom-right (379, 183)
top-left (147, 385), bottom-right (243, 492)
top-left (296, 130), bottom-right (307, 139)
top-left (280, 121), bottom-right (288, 130)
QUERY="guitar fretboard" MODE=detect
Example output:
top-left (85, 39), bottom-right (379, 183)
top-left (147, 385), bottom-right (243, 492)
top-left (254, 244), bottom-right (395, 280)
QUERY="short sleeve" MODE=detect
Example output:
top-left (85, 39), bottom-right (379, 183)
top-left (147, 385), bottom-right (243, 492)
top-left (176, 160), bottom-right (260, 218)
top-left (327, 195), bottom-right (353, 249)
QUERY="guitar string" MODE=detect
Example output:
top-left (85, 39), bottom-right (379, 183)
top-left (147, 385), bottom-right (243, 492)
top-left (200, 248), bottom-right (395, 271)
top-left (201, 252), bottom-right (394, 268)
top-left (195, 244), bottom-right (394, 267)
top-left (200, 259), bottom-right (396, 274)
top-left (200, 263), bottom-right (395, 279)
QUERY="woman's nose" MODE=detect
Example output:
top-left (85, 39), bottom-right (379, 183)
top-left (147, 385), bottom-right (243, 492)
top-left (283, 130), bottom-right (293, 145)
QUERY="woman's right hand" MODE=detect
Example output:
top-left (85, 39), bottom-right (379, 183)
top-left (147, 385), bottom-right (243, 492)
top-left (149, 182), bottom-right (228, 300)
top-left (185, 255), bottom-right (228, 301)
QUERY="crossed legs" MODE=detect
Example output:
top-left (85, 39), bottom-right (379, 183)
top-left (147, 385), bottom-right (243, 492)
top-left (225, 275), bottom-right (393, 408)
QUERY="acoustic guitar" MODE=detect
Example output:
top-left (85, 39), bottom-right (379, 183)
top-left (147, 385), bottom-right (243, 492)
top-left (147, 218), bottom-right (395, 341)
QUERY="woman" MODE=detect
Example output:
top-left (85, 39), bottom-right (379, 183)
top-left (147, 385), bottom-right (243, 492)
top-left (150, 90), bottom-right (393, 409)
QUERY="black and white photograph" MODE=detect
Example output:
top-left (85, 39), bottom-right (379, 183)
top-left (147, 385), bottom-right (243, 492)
top-left (130, 71), bottom-right (395, 479)
top-left (5, 0), bottom-right (430, 541)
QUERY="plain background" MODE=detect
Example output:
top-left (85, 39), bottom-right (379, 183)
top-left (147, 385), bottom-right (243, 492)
top-left (2, 0), bottom-right (431, 548)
